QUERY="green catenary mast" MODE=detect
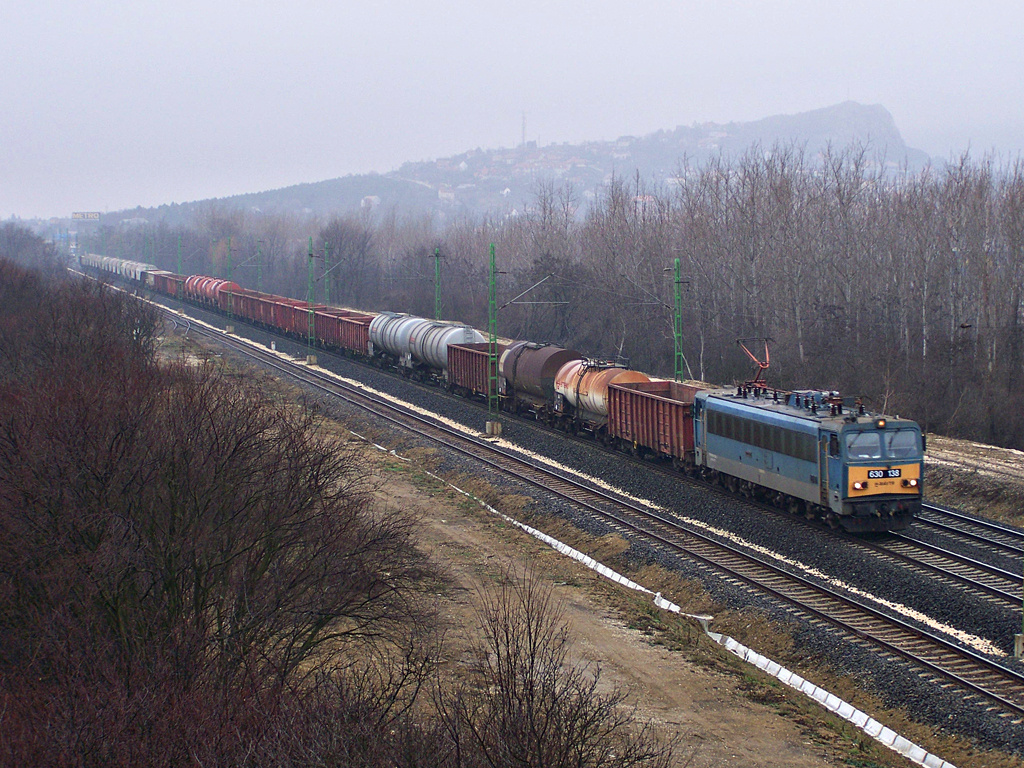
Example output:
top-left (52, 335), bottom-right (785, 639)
top-left (307, 237), bottom-right (315, 354)
top-left (488, 243), bottom-right (499, 420)
top-left (434, 247), bottom-right (442, 320)
top-left (176, 234), bottom-right (183, 299)
top-left (324, 241), bottom-right (330, 306)
top-left (674, 257), bottom-right (684, 382)
top-left (226, 236), bottom-right (233, 318)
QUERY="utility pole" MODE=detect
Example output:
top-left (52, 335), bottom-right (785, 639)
top-left (306, 237), bottom-right (316, 363)
top-left (256, 239), bottom-right (262, 294)
top-left (176, 234), bottom-right (183, 299)
top-left (324, 241), bottom-right (331, 305)
top-left (434, 246), bottom-right (443, 320)
top-left (673, 257), bottom-right (684, 382)
top-left (226, 236), bottom-right (233, 318)
top-left (487, 243), bottom-right (500, 434)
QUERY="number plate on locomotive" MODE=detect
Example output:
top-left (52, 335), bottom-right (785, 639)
top-left (867, 468), bottom-right (901, 479)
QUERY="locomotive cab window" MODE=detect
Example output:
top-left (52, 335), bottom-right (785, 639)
top-left (886, 429), bottom-right (921, 460)
top-left (845, 431), bottom-right (882, 460)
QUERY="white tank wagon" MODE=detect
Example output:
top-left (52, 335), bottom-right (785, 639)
top-left (370, 312), bottom-right (487, 378)
top-left (369, 312), bottom-right (432, 368)
top-left (410, 322), bottom-right (486, 371)
top-left (79, 253), bottom-right (157, 283)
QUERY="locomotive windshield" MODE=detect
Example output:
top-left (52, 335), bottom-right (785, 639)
top-left (845, 431), bottom-right (882, 460)
top-left (885, 428), bottom-right (921, 459)
top-left (844, 427), bottom-right (922, 461)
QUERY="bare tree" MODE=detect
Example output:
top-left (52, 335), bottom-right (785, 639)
top-left (435, 568), bottom-right (675, 768)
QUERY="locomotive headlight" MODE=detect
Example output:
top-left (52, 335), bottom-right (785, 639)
top-left (902, 478), bottom-right (918, 488)
top-left (875, 418), bottom-right (886, 429)
top-left (853, 481), bottom-right (867, 490)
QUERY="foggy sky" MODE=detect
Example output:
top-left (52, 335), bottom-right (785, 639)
top-left (3, 0), bottom-right (1022, 219)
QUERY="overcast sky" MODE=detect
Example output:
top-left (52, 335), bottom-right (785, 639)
top-left (3, 1), bottom-right (1022, 219)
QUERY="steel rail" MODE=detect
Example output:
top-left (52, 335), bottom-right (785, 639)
top-left (169, 313), bottom-right (1024, 720)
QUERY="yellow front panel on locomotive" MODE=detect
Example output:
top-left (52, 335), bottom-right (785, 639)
top-left (847, 464), bottom-right (921, 497)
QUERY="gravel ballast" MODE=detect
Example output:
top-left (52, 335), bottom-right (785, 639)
top-left (168, 301), bottom-right (1024, 757)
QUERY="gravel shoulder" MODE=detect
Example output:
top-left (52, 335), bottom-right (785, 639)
top-left (370, 447), bottom-right (846, 768)
top-left (167, 316), bottom-right (1024, 768)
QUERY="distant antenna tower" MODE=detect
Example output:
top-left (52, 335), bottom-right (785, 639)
top-left (521, 111), bottom-right (526, 148)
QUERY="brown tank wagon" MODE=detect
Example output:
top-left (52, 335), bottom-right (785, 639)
top-left (499, 341), bottom-right (582, 413)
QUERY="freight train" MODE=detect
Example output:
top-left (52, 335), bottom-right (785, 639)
top-left (79, 254), bottom-right (925, 533)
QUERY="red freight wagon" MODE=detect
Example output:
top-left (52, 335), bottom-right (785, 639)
top-left (249, 293), bottom-right (280, 327)
top-left (447, 342), bottom-right (507, 398)
top-left (216, 281), bottom-right (243, 313)
top-left (287, 303), bottom-right (327, 338)
top-left (336, 314), bottom-right (373, 356)
top-left (607, 380), bottom-right (704, 464)
top-left (314, 307), bottom-right (357, 348)
top-left (149, 271), bottom-right (185, 297)
top-left (224, 288), bottom-right (264, 325)
top-left (265, 297), bottom-right (306, 335)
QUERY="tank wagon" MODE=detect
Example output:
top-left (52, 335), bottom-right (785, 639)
top-left (498, 341), bottom-right (583, 418)
top-left (369, 312), bottom-right (485, 380)
top-left (554, 360), bottom-right (650, 435)
top-left (79, 251), bottom-right (926, 533)
top-left (183, 275), bottom-right (241, 309)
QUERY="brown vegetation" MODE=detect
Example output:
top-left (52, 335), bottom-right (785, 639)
top-left (0, 233), bottom-right (674, 766)
top-left (90, 146), bottom-right (1024, 449)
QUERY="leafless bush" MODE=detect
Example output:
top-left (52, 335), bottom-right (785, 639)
top-left (435, 567), bottom-right (675, 768)
top-left (0, 261), bottom-right (441, 764)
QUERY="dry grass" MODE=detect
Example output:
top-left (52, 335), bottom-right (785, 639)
top-left (167, 330), bottom-right (1023, 767)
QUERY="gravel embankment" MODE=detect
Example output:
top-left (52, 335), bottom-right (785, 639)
top-left (171, 303), bottom-right (1024, 756)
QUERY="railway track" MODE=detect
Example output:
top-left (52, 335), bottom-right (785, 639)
top-left (916, 503), bottom-right (1024, 559)
top-left (865, 533), bottom-right (1022, 606)
top-left (172, 313), bottom-right (1024, 723)
top-left (161, 294), bottom-right (1024, 616)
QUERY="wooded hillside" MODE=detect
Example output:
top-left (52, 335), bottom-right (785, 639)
top-left (88, 146), bottom-right (1024, 448)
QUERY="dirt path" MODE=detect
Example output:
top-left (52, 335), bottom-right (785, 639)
top-left (181, 333), bottom-right (1021, 767)
top-left (375, 452), bottom-right (856, 768)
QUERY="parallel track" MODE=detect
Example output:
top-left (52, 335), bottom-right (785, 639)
top-left (158, 290), bottom-right (1024, 616)
top-left (916, 503), bottom-right (1024, 559)
top-left (173, 313), bottom-right (1024, 722)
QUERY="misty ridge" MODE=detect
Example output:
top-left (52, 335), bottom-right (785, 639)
top-left (114, 102), bottom-right (934, 225)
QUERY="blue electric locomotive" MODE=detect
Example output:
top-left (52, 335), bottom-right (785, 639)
top-left (694, 388), bottom-right (923, 533)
